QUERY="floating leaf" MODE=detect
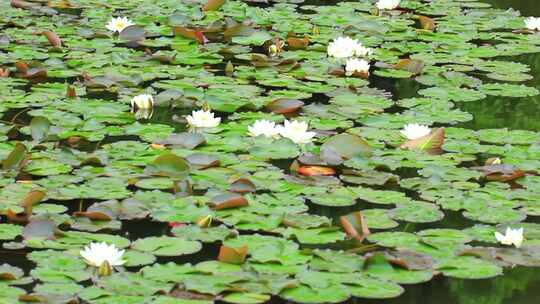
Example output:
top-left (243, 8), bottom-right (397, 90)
top-left (266, 99), bottom-right (304, 114)
top-left (22, 218), bottom-right (59, 241)
top-left (119, 25), bottom-right (146, 42)
top-left (230, 178), bottom-right (256, 193)
top-left (156, 133), bottom-right (206, 149)
top-left (147, 153), bottom-right (190, 178)
top-left (394, 59), bottom-right (424, 75)
top-left (30, 116), bottom-right (51, 142)
top-left (320, 134), bottom-right (372, 165)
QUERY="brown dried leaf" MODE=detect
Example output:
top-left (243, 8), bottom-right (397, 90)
top-left (11, 0), bottom-right (36, 9)
top-left (339, 211), bottom-right (370, 242)
top-left (21, 190), bottom-right (46, 215)
top-left (2, 143), bottom-right (27, 171)
top-left (210, 193), bottom-right (249, 210)
top-left (287, 36), bottom-right (309, 50)
top-left (15, 62), bottom-right (28, 74)
top-left (172, 27), bottom-right (208, 44)
top-left (73, 211), bottom-right (113, 221)
top-left (297, 166), bottom-right (336, 176)
top-left (6, 209), bottom-right (28, 224)
top-left (218, 245), bottom-right (248, 264)
top-left (66, 86), bottom-right (77, 98)
top-left (471, 164), bottom-right (527, 182)
top-left (42, 31), bottom-right (62, 47)
top-left (418, 15), bottom-right (436, 31)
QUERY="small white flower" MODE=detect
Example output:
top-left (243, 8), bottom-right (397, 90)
top-left (278, 120), bottom-right (316, 144)
top-left (186, 109), bottom-right (221, 128)
top-left (400, 123), bottom-right (431, 140)
top-left (524, 17), bottom-right (540, 31)
top-left (130, 94), bottom-right (154, 110)
top-left (495, 227), bottom-right (524, 248)
top-left (327, 37), bottom-right (360, 58)
top-left (355, 45), bottom-right (373, 57)
top-left (248, 120), bottom-right (281, 138)
top-left (80, 242), bottom-right (126, 268)
top-left (106, 17), bottom-right (134, 33)
top-left (376, 0), bottom-right (400, 10)
top-left (345, 58), bottom-right (370, 76)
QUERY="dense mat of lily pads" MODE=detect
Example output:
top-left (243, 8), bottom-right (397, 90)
top-left (2, 0), bottom-right (540, 303)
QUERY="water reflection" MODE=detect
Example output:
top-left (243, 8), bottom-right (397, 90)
top-left (460, 1), bottom-right (540, 131)
top-left (359, 266), bottom-right (540, 304)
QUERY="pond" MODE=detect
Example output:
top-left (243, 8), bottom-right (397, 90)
top-left (2, 0), bottom-right (540, 303)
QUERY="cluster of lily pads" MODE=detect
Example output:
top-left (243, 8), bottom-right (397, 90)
top-left (2, 0), bottom-right (540, 303)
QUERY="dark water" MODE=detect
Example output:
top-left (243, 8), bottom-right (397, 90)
top-left (462, 0), bottom-right (540, 131)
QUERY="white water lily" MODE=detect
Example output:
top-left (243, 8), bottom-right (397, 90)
top-left (495, 227), bottom-right (524, 248)
top-left (524, 17), bottom-right (540, 31)
top-left (345, 58), bottom-right (370, 76)
top-left (327, 36), bottom-right (360, 58)
top-left (80, 242), bottom-right (126, 268)
top-left (376, 0), bottom-right (400, 10)
top-left (354, 44), bottom-right (373, 57)
top-left (277, 120), bottom-right (316, 144)
top-left (186, 109), bottom-right (221, 128)
top-left (130, 94), bottom-right (154, 110)
top-left (400, 123), bottom-right (431, 140)
top-left (106, 16), bottom-right (134, 33)
top-left (248, 120), bottom-right (281, 138)
top-left (134, 108), bottom-right (153, 120)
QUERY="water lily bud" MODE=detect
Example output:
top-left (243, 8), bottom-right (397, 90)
top-left (485, 157), bottom-right (502, 165)
top-left (130, 94), bottom-right (154, 110)
top-left (225, 61), bottom-right (234, 77)
top-left (268, 44), bottom-right (278, 57)
top-left (312, 25), bottom-right (320, 36)
top-left (196, 215), bottom-right (213, 228)
top-left (133, 108), bottom-right (153, 120)
top-left (98, 260), bottom-right (112, 277)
